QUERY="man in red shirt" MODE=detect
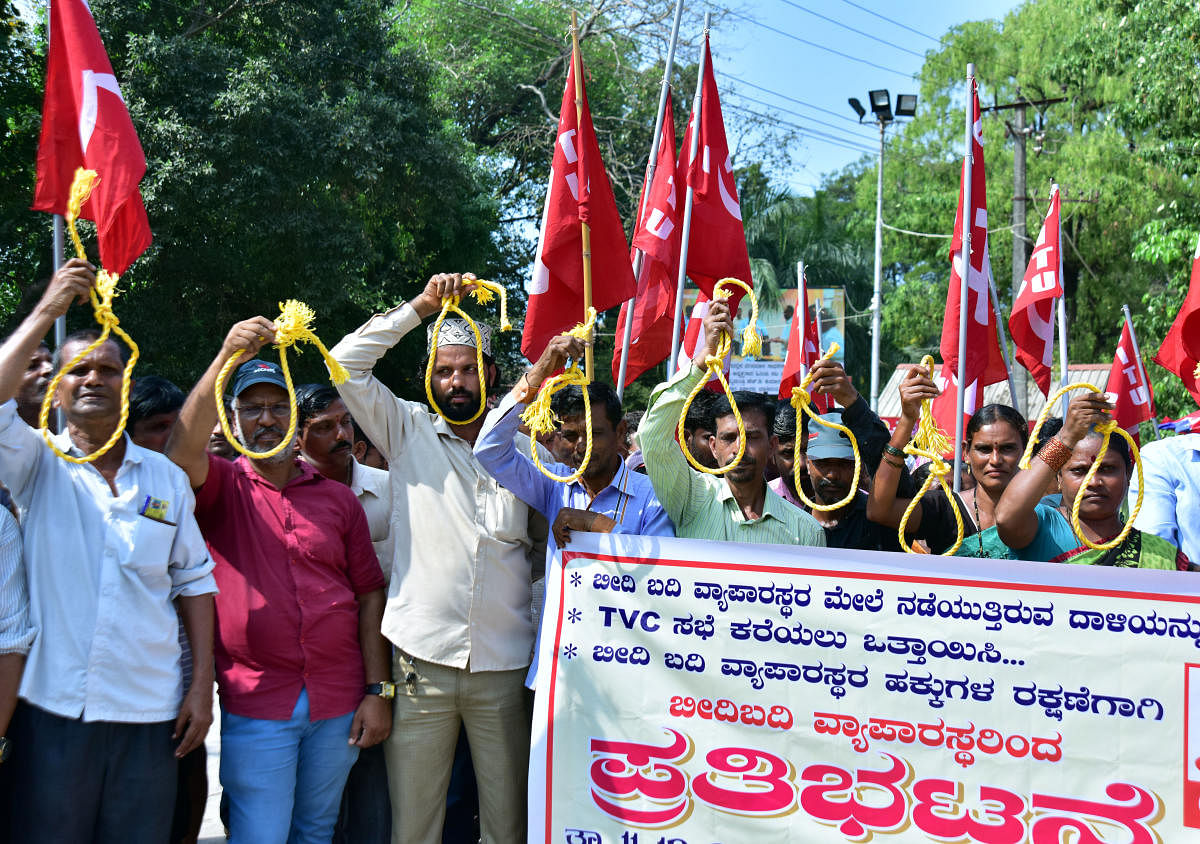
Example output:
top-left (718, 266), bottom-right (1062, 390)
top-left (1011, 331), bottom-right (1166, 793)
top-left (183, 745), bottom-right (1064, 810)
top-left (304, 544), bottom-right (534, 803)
top-left (166, 318), bottom-right (390, 844)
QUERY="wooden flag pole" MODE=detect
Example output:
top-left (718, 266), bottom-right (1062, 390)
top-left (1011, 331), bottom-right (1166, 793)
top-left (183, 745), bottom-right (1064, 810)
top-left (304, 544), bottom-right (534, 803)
top-left (953, 63), bottom-right (976, 494)
top-left (570, 11), bottom-right (594, 381)
top-left (616, 0), bottom-right (684, 398)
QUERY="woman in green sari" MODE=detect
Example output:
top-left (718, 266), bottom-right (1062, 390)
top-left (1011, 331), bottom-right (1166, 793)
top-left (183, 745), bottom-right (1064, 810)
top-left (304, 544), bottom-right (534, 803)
top-left (993, 391), bottom-right (1191, 569)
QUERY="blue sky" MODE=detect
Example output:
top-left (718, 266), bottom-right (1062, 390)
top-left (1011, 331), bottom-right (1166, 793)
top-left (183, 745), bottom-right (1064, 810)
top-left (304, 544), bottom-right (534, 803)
top-left (709, 0), bottom-right (1023, 193)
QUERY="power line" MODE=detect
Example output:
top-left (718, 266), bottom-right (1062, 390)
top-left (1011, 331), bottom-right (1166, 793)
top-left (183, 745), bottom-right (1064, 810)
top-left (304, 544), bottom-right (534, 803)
top-left (837, 0), bottom-right (942, 45)
top-left (776, 0), bottom-right (926, 58)
top-left (729, 90), bottom-right (878, 150)
top-left (722, 8), bottom-right (911, 78)
top-left (726, 103), bottom-right (873, 154)
top-left (725, 102), bottom-right (876, 156)
top-left (719, 70), bottom-right (874, 128)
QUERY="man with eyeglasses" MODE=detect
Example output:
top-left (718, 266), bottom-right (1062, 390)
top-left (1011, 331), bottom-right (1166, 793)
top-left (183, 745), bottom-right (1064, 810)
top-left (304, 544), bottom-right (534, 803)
top-left (166, 318), bottom-right (391, 844)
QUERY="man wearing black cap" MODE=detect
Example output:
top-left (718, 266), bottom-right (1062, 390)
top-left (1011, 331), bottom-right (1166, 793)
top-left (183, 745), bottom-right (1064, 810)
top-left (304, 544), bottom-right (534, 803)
top-left (331, 273), bottom-right (547, 844)
top-left (167, 318), bottom-right (390, 844)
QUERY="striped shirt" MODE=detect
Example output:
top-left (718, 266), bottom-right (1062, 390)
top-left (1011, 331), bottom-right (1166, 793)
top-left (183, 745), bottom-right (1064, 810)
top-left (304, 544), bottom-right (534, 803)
top-left (640, 365), bottom-right (826, 547)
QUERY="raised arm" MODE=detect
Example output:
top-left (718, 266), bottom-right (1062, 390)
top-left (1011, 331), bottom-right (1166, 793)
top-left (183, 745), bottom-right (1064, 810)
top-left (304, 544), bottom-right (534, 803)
top-left (0, 259), bottom-right (94, 406)
top-left (807, 358), bottom-right (895, 480)
top-left (166, 318), bottom-right (276, 488)
top-left (330, 273), bottom-right (475, 459)
top-left (640, 300), bottom-right (732, 528)
top-left (474, 332), bottom-right (587, 517)
top-left (995, 392), bottom-right (1113, 550)
top-left (867, 367), bottom-right (939, 528)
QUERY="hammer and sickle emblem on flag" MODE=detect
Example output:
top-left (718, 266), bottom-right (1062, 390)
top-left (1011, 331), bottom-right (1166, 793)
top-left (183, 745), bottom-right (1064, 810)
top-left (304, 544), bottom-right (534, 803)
top-left (79, 68), bottom-right (124, 154)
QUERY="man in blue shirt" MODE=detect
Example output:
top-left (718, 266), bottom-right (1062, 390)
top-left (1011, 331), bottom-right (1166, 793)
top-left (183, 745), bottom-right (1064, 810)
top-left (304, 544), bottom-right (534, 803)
top-left (1131, 431), bottom-right (1200, 563)
top-left (474, 333), bottom-right (674, 684)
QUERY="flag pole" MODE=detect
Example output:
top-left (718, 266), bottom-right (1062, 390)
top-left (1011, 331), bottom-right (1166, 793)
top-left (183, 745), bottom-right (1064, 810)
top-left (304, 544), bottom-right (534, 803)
top-left (669, 11), bottom-right (710, 368)
top-left (569, 12), bottom-right (595, 381)
top-left (53, 214), bottom-right (65, 432)
top-left (953, 63), bottom-right (975, 494)
top-left (616, 0), bottom-right (684, 398)
top-left (1122, 302), bottom-right (1160, 440)
top-left (1052, 181), bottom-right (1070, 417)
top-left (987, 272), bottom-right (1021, 414)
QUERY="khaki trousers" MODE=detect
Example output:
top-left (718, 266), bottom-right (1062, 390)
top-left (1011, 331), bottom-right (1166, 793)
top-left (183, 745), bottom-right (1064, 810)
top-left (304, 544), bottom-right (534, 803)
top-left (385, 651), bottom-right (530, 844)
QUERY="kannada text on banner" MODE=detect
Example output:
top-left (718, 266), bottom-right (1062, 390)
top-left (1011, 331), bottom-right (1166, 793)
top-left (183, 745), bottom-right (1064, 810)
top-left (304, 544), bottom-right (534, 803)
top-left (528, 533), bottom-right (1200, 843)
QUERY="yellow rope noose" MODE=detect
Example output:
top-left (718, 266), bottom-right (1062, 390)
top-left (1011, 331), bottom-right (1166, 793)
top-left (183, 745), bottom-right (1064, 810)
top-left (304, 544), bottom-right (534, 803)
top-left (213, 300), bottom-right (349, 460)
top-left (521, 308), bottom-right (598, 484)
top-left (896, 356), bottom-right (965, 554)
top-left (39, 169), bottom-right (140, 464)
top-left (675, 278), bottom-right (762, 474)
top-left (788, 343), bottom-right (862, 512)
top-left (1019, 382), bottom-right (1144, 552)
top-left (424, 280), bottom-right (512, 425)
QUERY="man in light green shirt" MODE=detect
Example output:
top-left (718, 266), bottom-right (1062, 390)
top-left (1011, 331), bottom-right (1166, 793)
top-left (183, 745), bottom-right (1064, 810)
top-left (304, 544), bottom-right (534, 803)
top-left (640, 298), bottom-right (825, 547)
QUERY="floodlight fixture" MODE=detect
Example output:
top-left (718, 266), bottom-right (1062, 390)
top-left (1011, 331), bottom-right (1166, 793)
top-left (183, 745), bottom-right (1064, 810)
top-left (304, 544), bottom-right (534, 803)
top-left (848, 97), bottom-right (866, 121)
top-left (868, 89), bottom-right (892, 121)
top-left (895, 94), bottom-right (918, 117)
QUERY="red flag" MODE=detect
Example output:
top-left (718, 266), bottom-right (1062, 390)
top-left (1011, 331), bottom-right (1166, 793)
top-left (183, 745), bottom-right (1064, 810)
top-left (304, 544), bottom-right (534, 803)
top-left (32, 0), bottom-right (151, 275)
top-left (932, 81), bottom-right (1008, 436)
top-left (1105, 318), bottom-right (1155, 436)
top-left (675, 37), bottom-right (753, 310)
top-left (1154, 234), bottom-right (1200, 405)
top-left (778, 270), bottom-right (831, 411)
top-left (612, 102), bottom-right (680, 387)
top-left (1009, 186), bottom-right (1064, 396)
top-left (523, 53), bottom-right (636, 361)
top-left (675, 293), bottom-right (727, 393)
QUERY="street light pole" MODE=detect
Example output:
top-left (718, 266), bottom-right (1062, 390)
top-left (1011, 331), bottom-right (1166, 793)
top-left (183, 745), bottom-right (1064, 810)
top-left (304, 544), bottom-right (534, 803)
top-left (869, 120), bottom-right (885, 411)
top-left (849, 89), bottom-right (915, 412)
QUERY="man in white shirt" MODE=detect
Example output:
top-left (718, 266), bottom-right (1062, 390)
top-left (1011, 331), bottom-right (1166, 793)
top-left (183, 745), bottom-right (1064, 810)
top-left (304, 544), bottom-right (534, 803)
top-left (331, 272), bottom-right (544, 844)
top-left (0, 259), bottom-right (217, 844)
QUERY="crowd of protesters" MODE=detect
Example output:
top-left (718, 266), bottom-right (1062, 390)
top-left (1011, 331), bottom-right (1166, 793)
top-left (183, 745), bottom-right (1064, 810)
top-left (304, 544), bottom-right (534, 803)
top-left (0, 264), bottom-right (1194, 844)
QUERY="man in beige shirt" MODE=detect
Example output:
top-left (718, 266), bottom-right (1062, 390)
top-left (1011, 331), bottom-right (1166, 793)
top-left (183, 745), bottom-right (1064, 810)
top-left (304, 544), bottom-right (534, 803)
top-left (330, 272), bottom-right (544, 844)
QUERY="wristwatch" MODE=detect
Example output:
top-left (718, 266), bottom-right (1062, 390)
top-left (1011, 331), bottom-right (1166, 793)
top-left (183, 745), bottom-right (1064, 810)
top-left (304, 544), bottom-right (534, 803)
top-left (0, 736), bottom-right (10, 764)
top-left (365, 682), bottom-right (396, 700)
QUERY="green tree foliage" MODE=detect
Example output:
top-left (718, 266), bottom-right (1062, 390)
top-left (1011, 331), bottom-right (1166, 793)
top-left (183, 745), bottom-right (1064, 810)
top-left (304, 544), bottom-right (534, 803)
top-left (0, 2), bottom-right (48, 309)
top-left (823, 0), bottom-right (1198, 417)
top-left (4, 0), bottom-right (510, 396)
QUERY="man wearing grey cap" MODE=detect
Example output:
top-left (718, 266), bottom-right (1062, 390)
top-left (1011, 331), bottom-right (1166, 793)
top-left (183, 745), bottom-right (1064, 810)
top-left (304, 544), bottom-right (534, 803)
top-left (331, 273), bottom-right (546, 844)
top-left (807, 412), bottom-right (907, 552)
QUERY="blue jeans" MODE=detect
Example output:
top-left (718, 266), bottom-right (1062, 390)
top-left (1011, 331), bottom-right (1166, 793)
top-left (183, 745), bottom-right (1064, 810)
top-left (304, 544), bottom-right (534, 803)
top-left (220, 688), bottom-right (360, 844)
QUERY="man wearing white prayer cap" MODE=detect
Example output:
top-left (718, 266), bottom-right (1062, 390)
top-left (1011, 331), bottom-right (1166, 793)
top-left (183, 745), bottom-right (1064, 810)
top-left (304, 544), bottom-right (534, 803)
top-left (330, 273), bottom-right (548, 844)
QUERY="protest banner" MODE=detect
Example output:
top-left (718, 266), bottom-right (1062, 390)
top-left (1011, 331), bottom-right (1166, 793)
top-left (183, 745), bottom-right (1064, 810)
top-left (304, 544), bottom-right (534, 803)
top-left (530, 533), bottom-right (1200, 843)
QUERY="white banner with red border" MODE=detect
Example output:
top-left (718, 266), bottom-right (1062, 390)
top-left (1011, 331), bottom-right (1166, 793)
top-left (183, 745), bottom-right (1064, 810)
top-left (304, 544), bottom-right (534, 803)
top-left (529, 533), bottom-right (1200, 843)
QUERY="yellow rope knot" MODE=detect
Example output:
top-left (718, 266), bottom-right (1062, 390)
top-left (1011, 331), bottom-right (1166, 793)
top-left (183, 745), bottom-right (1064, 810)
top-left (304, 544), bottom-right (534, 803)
top-left (39, 169), bottom-right (140, 465)
top-left (676, 278), bottom-right (759, 475)
top-left (522, 308), bottom-right (596, 484)
top-left (897, 356), bottom-right (964, 554)
top-left (214, 300), bottom-right (346, 460)
top-left (424, 279), bottom-right (512, 424)
top-left (788, 343), bottom-right (862, 512)
top-left (1019, 382), bottom-right (1144, 552)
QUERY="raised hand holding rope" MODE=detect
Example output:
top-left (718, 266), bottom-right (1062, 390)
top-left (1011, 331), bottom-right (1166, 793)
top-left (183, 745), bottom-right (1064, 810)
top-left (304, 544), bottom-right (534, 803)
top-left (788, 345), bottom-right (863, 512)
top-left (521, 309), bottom-right (597, 484)
top-left (1020, 383), bottom-right (1144, 551)
top-left (213, 301), bottom-right (348, 460)
top-left (896, 356), bottom-right (965, 554)
top-left (39, 169), bottom-right (140, 464)
top-left (675, 278), bottom-right (762, 475)
top-left (424, 278), bottom-right (512, 424)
